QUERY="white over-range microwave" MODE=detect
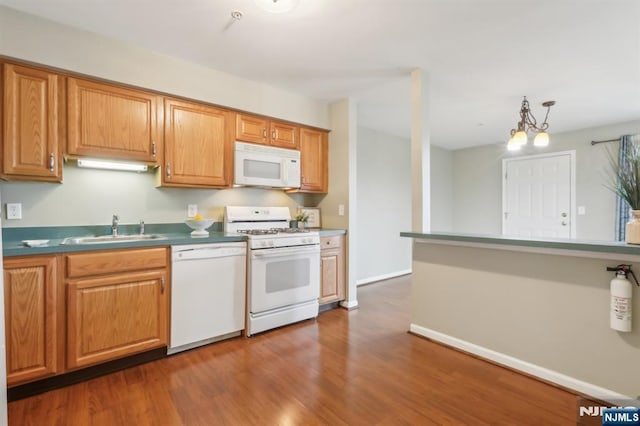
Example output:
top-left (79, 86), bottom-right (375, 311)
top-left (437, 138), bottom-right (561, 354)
top-left (234, 141), bottom-right (301, 189)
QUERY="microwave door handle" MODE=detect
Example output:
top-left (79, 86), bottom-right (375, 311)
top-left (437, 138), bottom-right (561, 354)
top-left (281, 160), bottom-right (288, 182)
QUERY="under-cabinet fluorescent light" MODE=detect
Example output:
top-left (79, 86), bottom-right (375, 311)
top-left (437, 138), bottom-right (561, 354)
top-left (77, 158), bottom-right (148, 172)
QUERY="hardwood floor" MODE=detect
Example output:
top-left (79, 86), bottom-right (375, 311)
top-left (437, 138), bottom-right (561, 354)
top-left (9, 275), bottom-right (583, 425)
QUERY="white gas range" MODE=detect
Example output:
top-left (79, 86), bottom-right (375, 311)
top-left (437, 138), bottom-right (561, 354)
top-left (224, 206), bottom-right (320, 336)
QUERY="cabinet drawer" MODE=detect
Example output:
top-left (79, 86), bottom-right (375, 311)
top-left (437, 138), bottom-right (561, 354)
top-left (65, 247), bottom-right (168, 278)
top-left (320, 235), bottom-right (343, 250)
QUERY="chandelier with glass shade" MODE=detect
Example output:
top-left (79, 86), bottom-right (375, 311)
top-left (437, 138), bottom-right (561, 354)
top-left (507, 96), bottom-right (556, 151)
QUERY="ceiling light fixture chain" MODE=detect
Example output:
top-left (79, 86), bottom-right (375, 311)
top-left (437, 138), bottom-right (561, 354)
top-left (507, 96), bottom-right (556, 151)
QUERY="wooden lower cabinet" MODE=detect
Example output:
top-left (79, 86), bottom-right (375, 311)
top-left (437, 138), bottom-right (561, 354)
top-left (3, 255), bottom-right (59, 386)
top-left (319, 235), bottom-right (345, 305)
top-left (64, 248), bottom-right (169, 370)
top-left (66, 270), bottom-right (167, 369)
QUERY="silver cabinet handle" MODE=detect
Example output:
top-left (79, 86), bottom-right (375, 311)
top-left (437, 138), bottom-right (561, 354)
top-left (160, 276), bottom-right (165, 294)
top-left (272, 130), bottom-right (276, 140)
top-left (166, 163), bottom-right (171, 178)
top-left (262, 129), bottom-right (267, 138)
top-left (152, 142), bottom-right (157, 156)
top-left (49, 153), bottom-right (55, 172)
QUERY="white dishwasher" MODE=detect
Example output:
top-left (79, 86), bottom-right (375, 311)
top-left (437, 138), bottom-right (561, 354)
top-left (169, 242), bottom-right (247, 355)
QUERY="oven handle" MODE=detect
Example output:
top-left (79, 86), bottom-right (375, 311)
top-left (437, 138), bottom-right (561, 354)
top-left (251, 246), bottom-right (319, 258)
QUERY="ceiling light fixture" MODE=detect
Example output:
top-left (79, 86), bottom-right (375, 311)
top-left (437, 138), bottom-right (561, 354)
top-left (253, 0), bottom-right (299, 14)
top-left (77, 158), bottom-right (148, 172)
top-left (507, 96), bottom-right (556, 151)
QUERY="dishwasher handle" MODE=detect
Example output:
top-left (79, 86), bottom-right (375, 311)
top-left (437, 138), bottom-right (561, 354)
top-left (173, 246), bottom-right (246, 261)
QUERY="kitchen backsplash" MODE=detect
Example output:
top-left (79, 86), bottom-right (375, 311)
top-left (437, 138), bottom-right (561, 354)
top-left (0, 164), bottom-right (320, 228)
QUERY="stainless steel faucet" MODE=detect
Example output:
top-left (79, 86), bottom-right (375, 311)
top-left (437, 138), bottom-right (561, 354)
top-left (112, 214), bottom-right (119, 237)
top-left (139, 219), bottom-right (145, 235)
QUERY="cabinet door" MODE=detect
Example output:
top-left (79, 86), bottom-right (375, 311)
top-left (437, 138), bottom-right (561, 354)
top-left (162, 98), bottom-right (233, 187)
top-left (66, 270), bottom-right (167, 369)
top-left (236, 113), bottom-right (268, 145)
top-left (67, 77), bottom-right (160, 162)
top-left (320, 246), bottom-right (345, 305)
top-left (2, 63), bottom-right (63, 181)
top-left (270, 121), bottom-right (299, 149)
top-left (320, 235), bottom-right (345, 305)
top-left (299, 127), bottom-right (328, 193)
top-left (4, 256), bottom-right (58, 386)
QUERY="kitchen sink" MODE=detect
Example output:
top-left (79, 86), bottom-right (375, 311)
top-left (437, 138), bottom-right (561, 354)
top-left (61, 234), bottom-right (167, 245)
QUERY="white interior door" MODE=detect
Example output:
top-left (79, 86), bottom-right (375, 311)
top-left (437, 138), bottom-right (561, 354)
top-left (503, 152), bottom-right (575, 238)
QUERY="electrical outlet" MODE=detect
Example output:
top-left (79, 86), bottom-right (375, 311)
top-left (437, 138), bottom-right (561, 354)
top-left (338, 204), bottom-right (345, 216)
top-left (6, 203), bottom-right (22, 220)
top-left (187, 204), bottom-right (198, 218)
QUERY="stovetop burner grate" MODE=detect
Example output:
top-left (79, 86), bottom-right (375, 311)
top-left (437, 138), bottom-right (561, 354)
top-left (237, 229), bottom-right (279, 235)
top-left (270, 228), bottom-right (311, 234)
top-left (237, 228), bottom-right (312, 235)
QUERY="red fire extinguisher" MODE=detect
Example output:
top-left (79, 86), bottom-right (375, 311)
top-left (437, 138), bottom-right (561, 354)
top-left (607, 264), bottom-right (639, 332)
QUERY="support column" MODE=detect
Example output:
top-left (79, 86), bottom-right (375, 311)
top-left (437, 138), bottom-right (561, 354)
top-left (323, 98), bottom-right (358, 310)
top-left (411, 69), bottom-right (431, 232)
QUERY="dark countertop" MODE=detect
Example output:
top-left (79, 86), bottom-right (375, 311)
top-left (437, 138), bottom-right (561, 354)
top-left (400, 231), bottom-right (640, 257)
top-left (3, 224), bottom-right (347, 257)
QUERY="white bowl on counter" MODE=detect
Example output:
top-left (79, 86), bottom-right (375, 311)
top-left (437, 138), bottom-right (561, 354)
top-left (185, 219), bottom-right (214, 237)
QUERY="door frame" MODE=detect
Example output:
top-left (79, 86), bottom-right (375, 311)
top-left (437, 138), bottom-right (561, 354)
top-left (501, 150), bottom-right (577, 238)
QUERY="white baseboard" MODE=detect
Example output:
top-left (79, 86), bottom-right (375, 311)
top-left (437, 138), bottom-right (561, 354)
top-left (409, 324), bottom-right (632, 404)
top-left (340, 300), bottom-right (359, 310)
top-left (357, 269), bottom-right (412, 286)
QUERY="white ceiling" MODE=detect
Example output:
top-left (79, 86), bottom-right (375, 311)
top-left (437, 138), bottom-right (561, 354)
top-left (2, 0), bottom-right (639, 149)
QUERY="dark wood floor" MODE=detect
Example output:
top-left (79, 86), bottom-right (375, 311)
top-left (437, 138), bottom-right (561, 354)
top-left (8, 275), bottom-right (582, 425)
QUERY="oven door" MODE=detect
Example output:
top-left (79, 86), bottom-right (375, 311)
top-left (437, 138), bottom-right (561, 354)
top-left (249, 245), bottom-right (320, 314)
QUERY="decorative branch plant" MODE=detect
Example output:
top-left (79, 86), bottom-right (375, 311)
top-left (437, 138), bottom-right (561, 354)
top-left (606, 143), bottom-right (640, 211)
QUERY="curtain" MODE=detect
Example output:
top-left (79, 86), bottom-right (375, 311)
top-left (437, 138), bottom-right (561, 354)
top-left (615, 134), bottom-right (640, 241)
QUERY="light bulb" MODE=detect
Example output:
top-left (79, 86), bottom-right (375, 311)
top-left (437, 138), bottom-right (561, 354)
top-left (513, 130), bottom-right (528, 146)
top-left (533, 131), bottom-right (549, 147)
top-left (507, 137), bottom-right (521, 151)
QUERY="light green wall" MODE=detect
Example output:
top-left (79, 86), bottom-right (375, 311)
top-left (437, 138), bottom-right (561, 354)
top-left (429, 145), bottom-right (453, 232)
top-left (411, 241), bottom-right (640, 398)
top-left (449, 120), bottom-right (640, 240)
top-left (356, 127), bottom-right (411, 283)
top-left (0, 165), bottom-right (309, 227)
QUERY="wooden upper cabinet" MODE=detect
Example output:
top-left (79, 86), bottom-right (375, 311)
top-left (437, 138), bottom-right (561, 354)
top-left (161, 98), bottom-right (233, 188)
top-left (270, 121), bottom-right (298, 149)
top-left (236, 113), bottom-right (268, 145)
top-left (236, 113), bottom-right (299, 149)
top-left (67, 77), bottom-right (161, 162)
top-left (299, 127), bottom-right (328, 193)
top-left (4, 255), bottom-right (59, 386)
top-left (2, 63), bottom-right (63, 182)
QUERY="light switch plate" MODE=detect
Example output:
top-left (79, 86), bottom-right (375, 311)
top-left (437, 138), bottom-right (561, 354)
top-left (338, 204), bottom-right (345, 216)
top-left (578, 206), bottom-right (586, 215)
top-left (6, 203), bottom-right (22, 220)
top-left (187, 204), bottom-right (198, 218)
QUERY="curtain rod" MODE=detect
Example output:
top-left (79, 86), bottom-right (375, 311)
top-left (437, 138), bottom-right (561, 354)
top-left (591, 138), bottom-right (620, 146)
